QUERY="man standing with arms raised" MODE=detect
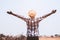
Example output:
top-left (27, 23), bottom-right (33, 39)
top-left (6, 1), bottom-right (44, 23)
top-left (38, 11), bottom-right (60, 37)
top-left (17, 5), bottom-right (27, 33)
top-left (7, 9), bottom-right (56, 40)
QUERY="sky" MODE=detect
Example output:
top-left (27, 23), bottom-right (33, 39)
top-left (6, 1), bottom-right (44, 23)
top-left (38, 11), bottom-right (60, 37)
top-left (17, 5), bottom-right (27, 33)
top-left (0, 0), bottom-right (60, 36)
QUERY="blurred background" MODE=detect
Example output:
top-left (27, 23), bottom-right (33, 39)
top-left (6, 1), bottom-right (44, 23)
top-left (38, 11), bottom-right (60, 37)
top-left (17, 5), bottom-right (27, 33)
top-left (0, 0), bottom-right (60, 36)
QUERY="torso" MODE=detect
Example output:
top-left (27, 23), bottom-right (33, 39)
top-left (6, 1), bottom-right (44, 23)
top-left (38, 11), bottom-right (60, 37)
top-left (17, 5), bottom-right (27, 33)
top-left (26, 18), bottom-right (40, 37)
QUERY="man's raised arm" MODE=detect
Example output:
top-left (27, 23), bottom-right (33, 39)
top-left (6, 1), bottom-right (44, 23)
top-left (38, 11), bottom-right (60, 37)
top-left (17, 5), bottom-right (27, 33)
top-left (41, 10), bottom-right (57, 19)
top-left (7, 11), bottom-right (27, 21)
top-left (37, 10), bottom-right (57, 22)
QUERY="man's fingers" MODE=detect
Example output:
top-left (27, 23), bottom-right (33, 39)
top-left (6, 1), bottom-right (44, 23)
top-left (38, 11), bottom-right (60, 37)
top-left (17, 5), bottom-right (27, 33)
top-left (7, 11), bottom-right (12, 14)
top-left (7, 11), bottom-right (10, 13)
top-left (55, 10), bottom-right (57, 12)
top-left (52, 10), bottom-right (57, 13)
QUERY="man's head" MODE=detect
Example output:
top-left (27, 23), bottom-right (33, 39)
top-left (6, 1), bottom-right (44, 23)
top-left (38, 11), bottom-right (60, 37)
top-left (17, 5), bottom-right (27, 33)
top-left (28, 10), bottom-right (36, 19)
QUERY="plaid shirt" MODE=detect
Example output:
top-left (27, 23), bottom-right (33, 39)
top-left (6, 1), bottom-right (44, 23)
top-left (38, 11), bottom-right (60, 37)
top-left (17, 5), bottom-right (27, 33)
top-left (25, 17), bottom-right (43, 37)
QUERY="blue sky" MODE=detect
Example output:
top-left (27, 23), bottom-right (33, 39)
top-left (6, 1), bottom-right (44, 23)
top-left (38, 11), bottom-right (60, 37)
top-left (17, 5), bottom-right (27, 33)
top-left (0, 0), bottom-right (60, 36)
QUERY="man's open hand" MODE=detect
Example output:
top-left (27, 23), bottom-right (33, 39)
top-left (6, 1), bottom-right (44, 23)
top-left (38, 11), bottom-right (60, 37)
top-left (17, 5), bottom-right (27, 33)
top-left (51, 10), bottom-right (57, 13)
top-left (7, 11), bottom-right (13, 14)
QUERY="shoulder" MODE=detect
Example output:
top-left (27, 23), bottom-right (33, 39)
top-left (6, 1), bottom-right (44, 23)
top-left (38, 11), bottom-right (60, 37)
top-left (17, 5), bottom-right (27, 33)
top-left (24, 18), bottom-right (30, 22)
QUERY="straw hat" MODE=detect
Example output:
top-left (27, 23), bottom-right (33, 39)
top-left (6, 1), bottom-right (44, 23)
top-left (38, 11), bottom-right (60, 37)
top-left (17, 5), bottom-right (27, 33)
top-left (28, 10), bottom-right (36, 18)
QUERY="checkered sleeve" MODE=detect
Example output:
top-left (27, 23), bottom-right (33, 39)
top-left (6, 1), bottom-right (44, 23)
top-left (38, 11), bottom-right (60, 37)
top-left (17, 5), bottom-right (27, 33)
top-left (37, 17), bottom-right (44, 22)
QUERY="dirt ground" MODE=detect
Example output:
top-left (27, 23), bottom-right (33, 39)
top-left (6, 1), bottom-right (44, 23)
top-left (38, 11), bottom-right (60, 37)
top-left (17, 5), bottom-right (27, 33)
top-left (39, 37), bottom-right (60, 40)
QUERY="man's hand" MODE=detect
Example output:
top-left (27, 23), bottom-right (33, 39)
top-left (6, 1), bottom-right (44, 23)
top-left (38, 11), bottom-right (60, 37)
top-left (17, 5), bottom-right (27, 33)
top-left (41, 10), bottom-right (57, 19)
top-left (51, 10), bottom-right (57, 13)
top-left (7, 11), bottom-right (13, 14)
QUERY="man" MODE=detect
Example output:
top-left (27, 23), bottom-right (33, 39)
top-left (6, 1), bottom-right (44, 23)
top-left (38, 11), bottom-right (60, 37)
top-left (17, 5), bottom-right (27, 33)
top-left (7, 9), bottom-right (56, 40)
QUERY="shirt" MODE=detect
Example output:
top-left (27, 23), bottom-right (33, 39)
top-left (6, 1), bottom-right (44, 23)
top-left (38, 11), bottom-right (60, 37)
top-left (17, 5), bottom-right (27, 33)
top-left (25, 17), bottom-right (43, 37)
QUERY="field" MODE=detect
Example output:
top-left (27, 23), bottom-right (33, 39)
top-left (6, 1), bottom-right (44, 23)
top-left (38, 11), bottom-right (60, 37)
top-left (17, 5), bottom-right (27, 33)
top-left (0, 34), bottom-right (60, 40)
top-left (39, 37), bottom-right (60, 40)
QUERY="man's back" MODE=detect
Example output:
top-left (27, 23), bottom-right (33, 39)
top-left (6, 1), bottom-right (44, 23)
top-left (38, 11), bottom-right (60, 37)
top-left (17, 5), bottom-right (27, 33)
top-left (26, 18), bottom-right (41, 37)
